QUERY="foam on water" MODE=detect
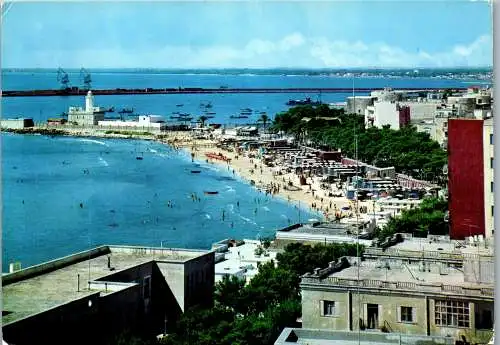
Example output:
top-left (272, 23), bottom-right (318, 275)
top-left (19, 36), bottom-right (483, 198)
top-left (80, 138), bottom-right (109, 146)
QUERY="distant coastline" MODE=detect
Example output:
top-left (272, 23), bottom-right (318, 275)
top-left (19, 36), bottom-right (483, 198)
top-left (1, 67), bottom-right (493, 81)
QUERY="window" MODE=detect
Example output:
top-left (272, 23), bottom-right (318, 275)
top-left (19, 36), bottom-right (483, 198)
top-left (491, 158), bottom-right (494, 169)
top-left (490, 134), bottom-right (494, 145)
top-left (322, 301), bottom-right (336, 316)
top-left (435, 300), bottom-right (469, 328)
top-left (492, 205), bottom-right (494, 217)
top-left (491, 182), bottom-right (495, 193)
top-left (143, 276), bottom-right (151, 299)
top-left (400, 306), bottom-right (414, 323)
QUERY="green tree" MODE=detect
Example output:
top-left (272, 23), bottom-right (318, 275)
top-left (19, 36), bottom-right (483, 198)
top-left (258, 114), bottom-right (270, 130)
top-left (198, 115), bottom-right (208, 127)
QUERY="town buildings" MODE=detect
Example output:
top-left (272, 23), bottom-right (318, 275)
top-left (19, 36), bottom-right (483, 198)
top-left (447, 117), bottom-right (494, 239)
top-left (2, 245), bottom-right (215, 345)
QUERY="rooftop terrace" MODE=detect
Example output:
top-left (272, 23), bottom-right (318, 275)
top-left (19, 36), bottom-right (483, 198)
top-left (390, 236), bottom-right (494, 258)
top-left (2, 245), bottom-right (210, 325)
top-left (301, 257), bottom-right (494, 299)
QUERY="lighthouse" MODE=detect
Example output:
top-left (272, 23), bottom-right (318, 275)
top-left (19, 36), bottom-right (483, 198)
top-left (85, 91), bottom-right (94, 113)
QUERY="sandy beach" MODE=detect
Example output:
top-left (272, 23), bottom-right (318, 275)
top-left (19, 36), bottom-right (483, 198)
top-left (183, 137), bottom-right (374, 221)
top-left (6, 126), bottom-right (374, 221)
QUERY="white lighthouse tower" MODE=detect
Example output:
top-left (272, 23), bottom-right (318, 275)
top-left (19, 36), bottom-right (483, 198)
top-left (85, 91), bottom-right (94, 113)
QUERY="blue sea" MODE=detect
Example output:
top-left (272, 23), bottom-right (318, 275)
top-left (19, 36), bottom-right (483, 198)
top-left (1, 70), bottom-right (490, 272)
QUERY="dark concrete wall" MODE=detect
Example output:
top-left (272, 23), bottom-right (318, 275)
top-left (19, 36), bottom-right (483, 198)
top-left (3, 293), bottom-right (102, 345)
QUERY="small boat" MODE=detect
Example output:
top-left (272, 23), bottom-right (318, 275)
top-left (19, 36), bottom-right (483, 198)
top-left (176, 104), bottom-right (184, 107)
top-left (204, 191), bottom-right (219, 195)
top-left (230, 115), bottom-right (249, 119)
top-left (205, 111), bottom-right (216, 115)
top-left (241, 108), bottom-right (252, 112)
top-left (105, 107), bottom-right (115, 113)
top-left (191, 170), bottom-right (201, 174)
top-left (119, 108), bottom-right (134, 114)
top-left (136, 156), bottom-right (143, 160)
top-left (286, 98), bottom-right (321, 106)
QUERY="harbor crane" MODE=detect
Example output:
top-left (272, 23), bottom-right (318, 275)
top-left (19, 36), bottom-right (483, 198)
top-left (79, 68), bottom-right (92, 90)
top-left (56, 67), bottom-right (70, 89)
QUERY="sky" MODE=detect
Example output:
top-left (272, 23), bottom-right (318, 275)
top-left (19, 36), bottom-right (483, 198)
top-left (1, 1), bottom-right (493, 69)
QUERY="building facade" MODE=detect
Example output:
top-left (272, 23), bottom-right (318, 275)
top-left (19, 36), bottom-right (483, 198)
top-left (365, 102), bottom-right (411, 130)
top-left (301, 252), bottom-right (494, 342)
top-left (448, 118), bottom-right (494, 239)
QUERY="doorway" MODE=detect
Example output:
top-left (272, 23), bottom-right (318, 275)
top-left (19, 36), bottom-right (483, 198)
top-left (367, 304), bottom-right (379, 329)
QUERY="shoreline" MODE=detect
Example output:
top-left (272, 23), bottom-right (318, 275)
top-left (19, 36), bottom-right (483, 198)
top-left (3, 127), bottom-right (368, 221)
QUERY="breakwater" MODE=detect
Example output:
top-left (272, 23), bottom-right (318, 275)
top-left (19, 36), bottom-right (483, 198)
top-left (2, 87), bottom-right (466, 97)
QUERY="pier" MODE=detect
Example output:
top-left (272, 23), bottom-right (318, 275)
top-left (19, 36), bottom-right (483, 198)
top-left (2, 87), bottom-right (466, 97)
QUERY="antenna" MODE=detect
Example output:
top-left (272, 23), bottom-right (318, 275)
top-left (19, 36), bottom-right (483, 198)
top-left (353, 75), bottom-right (361, 345)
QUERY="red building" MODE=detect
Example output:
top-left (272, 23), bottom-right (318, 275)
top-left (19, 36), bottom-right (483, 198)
top-left (398, 105), bottom-right (411, 128)
top-left (447, 119), bottom-right (486, 239)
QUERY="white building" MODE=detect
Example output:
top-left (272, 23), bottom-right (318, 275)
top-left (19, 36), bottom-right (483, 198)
top-left (365, 102), bottom-right (406, 130)
top-left (212, 239), bottom-right (277, 284)
top-left (98, 115), bottom-right (166, 131)
top-left (68, 91), bottom-right (105, 126)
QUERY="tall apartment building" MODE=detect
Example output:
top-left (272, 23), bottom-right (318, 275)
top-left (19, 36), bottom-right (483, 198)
top-left (447, 118), bottom-right (494, 239)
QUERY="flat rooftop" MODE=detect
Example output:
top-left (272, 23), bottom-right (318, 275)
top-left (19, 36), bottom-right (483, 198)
top-left (2, 245), bottom-right (209, 325)
top-left (284, 223), bottom-right (357, 236)
top-left (329, 260), bottom-right (466, 286)
top-left (390, 237), bottom-right (494, 257)
top-left (215, 239), bottom-right (277, 282)
top-left (275, 328), bottom-right (453, 345)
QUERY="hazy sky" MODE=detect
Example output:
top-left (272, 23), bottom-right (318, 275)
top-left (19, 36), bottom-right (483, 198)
top-left (1, 1), bottom-right (493, 69)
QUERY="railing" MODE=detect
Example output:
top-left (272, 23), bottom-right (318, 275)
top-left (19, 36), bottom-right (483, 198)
top-left (301, 276), bottom-right (494, 298)
top-left (364, 247), bottom-right (464, 261)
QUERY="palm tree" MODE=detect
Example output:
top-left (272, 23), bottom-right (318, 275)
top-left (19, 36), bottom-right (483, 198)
top-left (198, 115), bottom-right (208, 128)
top-left (258, 114), bottom-right (270, 130)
